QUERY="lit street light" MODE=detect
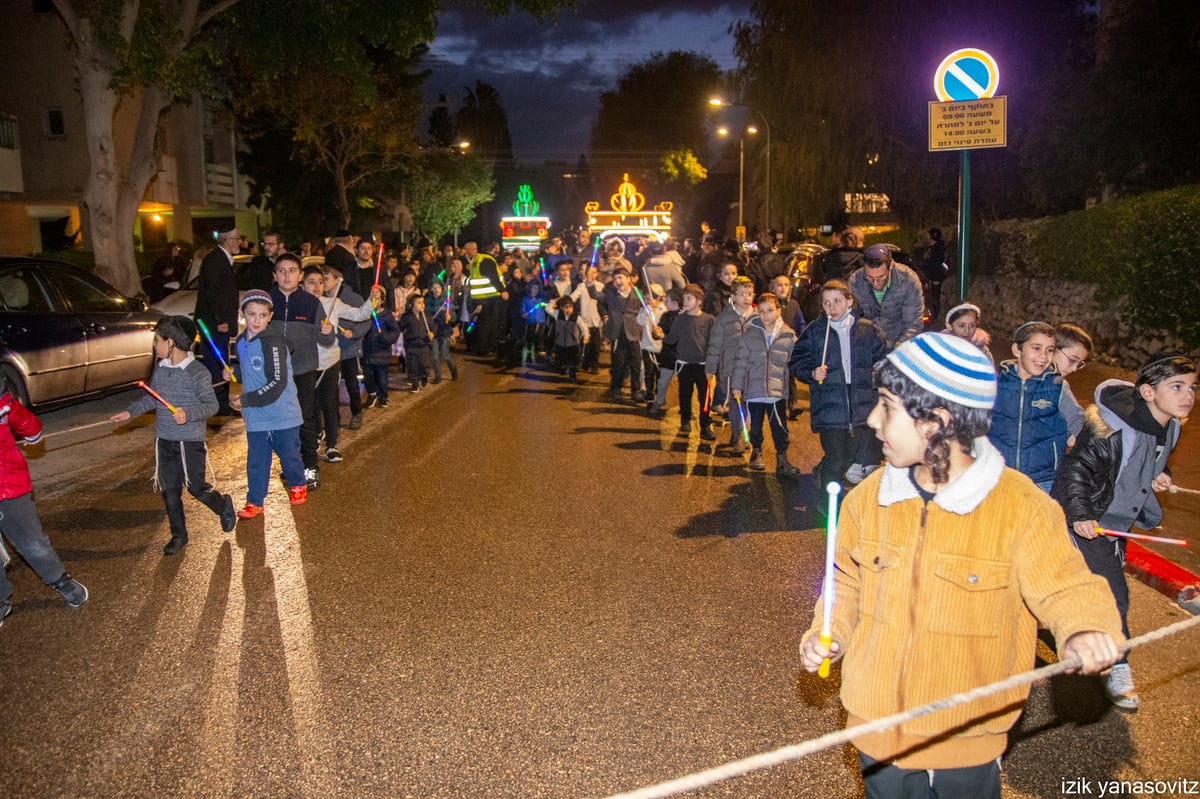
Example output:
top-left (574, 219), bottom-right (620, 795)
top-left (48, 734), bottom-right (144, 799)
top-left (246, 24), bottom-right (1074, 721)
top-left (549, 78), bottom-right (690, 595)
top-left (710, 97), bottom-right (772, 234)
top-left (717, 125), bottom-right (759, 235)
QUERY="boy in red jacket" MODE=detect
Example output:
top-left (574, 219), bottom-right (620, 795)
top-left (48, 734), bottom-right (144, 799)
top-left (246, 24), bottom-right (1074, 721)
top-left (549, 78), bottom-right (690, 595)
top-left (0, 384), bottom-right (88, 628)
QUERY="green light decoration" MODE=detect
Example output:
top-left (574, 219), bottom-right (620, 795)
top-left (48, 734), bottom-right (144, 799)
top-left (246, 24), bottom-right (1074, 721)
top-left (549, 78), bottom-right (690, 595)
top-left (512, 184), bottom-right (540, 217)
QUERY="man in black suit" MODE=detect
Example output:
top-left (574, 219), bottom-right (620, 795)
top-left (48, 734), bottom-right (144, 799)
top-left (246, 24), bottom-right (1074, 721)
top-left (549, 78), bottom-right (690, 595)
top-left (324, 229), bottom-right (359, 293)
top-left (194, 222), bottom-right (241, 415)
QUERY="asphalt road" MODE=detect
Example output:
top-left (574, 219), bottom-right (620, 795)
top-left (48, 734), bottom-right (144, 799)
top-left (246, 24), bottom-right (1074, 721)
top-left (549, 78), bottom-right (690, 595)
top-left (2, 353), bottom-right (1198, 798)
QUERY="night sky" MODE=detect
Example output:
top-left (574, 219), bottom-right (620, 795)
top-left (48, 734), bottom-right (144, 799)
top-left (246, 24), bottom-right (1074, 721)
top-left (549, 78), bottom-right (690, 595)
top-left (423, 0), bottom-right (752, 164)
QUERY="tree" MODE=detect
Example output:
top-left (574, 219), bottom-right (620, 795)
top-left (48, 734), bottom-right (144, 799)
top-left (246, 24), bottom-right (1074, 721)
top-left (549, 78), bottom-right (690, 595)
top-left (660, 150), bottom-right (707, 186)
top-left (427, 94), bottom-right (456, 148)
top-left (404, 150), bottom-right (495, 242)
top-left (454, 81), bottom-right (515, 167)
top-left (47, 0), bottom-right (565, 295)
top-left (589, 51), bottom-right (723, 193)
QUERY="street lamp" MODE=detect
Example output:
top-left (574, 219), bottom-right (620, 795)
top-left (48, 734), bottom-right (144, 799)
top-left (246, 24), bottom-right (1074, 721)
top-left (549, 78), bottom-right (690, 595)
top-left (717, 125), bottom-right (759, 235)
top-left (709, 97), bottom-right (772, 234)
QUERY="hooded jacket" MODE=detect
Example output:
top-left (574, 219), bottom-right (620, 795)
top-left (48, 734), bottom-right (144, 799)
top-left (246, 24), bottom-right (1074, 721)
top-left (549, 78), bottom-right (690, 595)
top-left (731, 316), bottom-right (796, 402)
top-left (1051, 379), bottom-right (1180, 531)
top-left (0, 391), bottom-right (40, 499)
top-left (790, 314), bottom-right (887, 431)
top-left (807, 439), bottom-right (1123, 769)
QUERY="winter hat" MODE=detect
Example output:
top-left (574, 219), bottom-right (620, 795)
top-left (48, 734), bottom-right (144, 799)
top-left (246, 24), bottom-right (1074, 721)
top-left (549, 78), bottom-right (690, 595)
top-left (886, 332), bottom-right (997, 409)
top-left (157, 315), bottom-right (197, 350)
top-left (240, 289), bottom-right (273, 310)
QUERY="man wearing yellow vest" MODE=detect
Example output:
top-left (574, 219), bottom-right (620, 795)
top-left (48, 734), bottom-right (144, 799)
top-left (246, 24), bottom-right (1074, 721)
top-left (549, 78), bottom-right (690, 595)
top-left (465, 241), bottom-right (507, 357)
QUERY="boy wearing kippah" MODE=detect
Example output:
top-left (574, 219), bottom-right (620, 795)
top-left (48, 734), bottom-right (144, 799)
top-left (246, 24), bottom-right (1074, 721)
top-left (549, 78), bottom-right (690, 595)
top-left (111, 316), bottom-right (236, 554)
top-left (1052, 354), bottom-right (1196, 711)
top-left (801, 332), bottom-right (1122, 799)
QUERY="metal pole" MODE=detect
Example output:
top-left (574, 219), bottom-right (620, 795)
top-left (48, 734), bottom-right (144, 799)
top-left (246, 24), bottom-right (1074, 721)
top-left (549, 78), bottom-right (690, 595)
top-left (957, 149), bottom-right (971, 301)
top-left (737, 137), bottom-right (744, 232)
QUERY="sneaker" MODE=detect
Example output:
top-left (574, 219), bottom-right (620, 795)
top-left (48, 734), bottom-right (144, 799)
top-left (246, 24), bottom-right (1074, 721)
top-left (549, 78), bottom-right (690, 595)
top-left (288, 485), bottom-right (308, 506)
top-left (236, 503), bottom-right (264, 519)
top-left (421, 377), bottom-right (429, 387)
top-left (0, 600), bottom-right (10, 629)
top-left (1105, 663), bottom-right (1139, 711)
top-left (678, 423), bottom-right (691, 436)
top-left (220, 494), bottom-right (236, 533)
top-left (324, 447), bottom-right (343, 463)
top-left (410, 384), bottom-right (420, 393)
top-left (844, 464), bottom-right (866, 485)
top-left (163, 537), bottom-right (187, 556)
top-left (699, 426), bottom-right (716, 441)
top-left (730, 440), bottom-right (749, 456)
top-left (304, 468), bottom-right (319, 490)
top-left (50, 573), bottom-right (88, 607)
top-left (632, 391), bottom-right (647, 403)
top-left (347, 413), bottom-right (363, 430)
top-left (450, 365), bottom-right (459, 380)
top-left (377, 398), bottom-right (389, 408)
top-left (364, 394), bottom-right (378, 409)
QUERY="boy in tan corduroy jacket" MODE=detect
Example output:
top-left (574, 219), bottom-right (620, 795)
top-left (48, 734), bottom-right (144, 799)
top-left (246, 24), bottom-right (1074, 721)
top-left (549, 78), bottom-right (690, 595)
top-left (800, 332), bottom-right (1123, 799)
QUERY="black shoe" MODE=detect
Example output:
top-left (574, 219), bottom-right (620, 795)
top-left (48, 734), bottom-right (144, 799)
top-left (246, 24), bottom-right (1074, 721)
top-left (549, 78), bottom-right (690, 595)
top-left (220, 494), bottom-right (236, 533)
top-left (699, 426), bottom-right (716, 441)
top-left (163, 537), bottom-right (187, 556)
top-left (377, 398), bottom-right (389, 408)
top-left (0, 600), bottom-right (11, 630)
top-left (450, 365), bottom-right (459, 380)
top-left (364, 394), bottom-right (378, 409)
top-left (216, 407), bottom-right (241, 418)
top-left (347, 413), bottom-right (363, 430)
top-left (50, 573), bottom-right (88, 607)
top-left (632, 391), bottom-right (647, 403)
top-left (678, 422), bottom-right (691, 436)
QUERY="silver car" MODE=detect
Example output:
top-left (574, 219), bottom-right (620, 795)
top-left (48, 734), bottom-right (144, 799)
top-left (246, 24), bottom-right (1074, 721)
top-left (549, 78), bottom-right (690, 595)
top-left (0, 257), bottom-right (163, 409)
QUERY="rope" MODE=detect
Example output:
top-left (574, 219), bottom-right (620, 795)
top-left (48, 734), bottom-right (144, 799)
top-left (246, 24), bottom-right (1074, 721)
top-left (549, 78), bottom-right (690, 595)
top-left (36, 419), bottom-right (114, 439)
top-left (1168, 484), bottom-right (1200, 496)
top-left (600, 614), bottom-right (1200, 799)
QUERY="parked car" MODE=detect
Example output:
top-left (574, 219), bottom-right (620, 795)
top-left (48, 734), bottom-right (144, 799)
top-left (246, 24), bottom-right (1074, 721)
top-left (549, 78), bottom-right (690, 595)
top-left (0, 257), bottom-right (164, 409)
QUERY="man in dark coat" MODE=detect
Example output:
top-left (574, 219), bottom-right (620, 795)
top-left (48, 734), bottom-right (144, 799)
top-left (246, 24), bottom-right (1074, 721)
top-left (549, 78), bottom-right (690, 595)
top-left (193, 222), bottom-right (240, 415)
top-left (324, 230), bottom-right (359, 293)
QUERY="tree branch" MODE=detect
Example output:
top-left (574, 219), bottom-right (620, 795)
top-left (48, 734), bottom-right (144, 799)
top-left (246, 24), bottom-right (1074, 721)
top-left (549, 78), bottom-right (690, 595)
top-left (50, 0), bottom-right (81, 43)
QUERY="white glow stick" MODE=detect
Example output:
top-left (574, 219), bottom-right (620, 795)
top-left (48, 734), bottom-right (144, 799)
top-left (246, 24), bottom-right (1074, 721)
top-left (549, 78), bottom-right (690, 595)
top-left (819, 481), bottom-right (843, 678)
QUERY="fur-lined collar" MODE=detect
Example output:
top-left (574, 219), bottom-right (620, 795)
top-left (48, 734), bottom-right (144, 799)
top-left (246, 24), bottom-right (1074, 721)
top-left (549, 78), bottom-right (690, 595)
top-left (876, 437), bottom-right (1005, 514)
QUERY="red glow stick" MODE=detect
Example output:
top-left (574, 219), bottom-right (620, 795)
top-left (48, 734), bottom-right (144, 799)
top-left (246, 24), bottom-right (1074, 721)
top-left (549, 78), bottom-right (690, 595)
top-left (703, 375), bottom-right (714, 413)
top-left (1096, 527), bottom-right (1188, 546)
top-left (373, 241), bottom-right (385, 290)
top-left (138, 381), bottom-right (180, 414)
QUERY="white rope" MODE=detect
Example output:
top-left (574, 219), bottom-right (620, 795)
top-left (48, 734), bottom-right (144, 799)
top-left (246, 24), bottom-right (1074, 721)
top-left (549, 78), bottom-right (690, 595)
top-left (600, 614), bottom-right (1200, 799)
top-left (37, 419), bottom-right (114, 439)
top-left (1168, 484), bottom-right (1200, 496)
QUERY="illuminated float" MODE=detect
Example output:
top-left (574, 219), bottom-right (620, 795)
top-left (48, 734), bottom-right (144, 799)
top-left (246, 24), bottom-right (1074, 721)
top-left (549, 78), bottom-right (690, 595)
top-left (499, 184), bottom-right (550, 252)
top-left (585, 174), bottom-right (673, 244)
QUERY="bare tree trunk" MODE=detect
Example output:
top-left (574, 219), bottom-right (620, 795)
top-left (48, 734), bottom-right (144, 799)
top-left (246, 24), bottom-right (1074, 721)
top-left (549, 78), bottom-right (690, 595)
top-left (336, 162), bottom-right (351, 227)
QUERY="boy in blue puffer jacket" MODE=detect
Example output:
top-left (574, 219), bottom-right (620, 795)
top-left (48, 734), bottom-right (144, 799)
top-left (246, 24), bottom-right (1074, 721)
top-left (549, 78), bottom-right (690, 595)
top-left (790, 280), bottom-right (888, 509)
top-left (987, 321), bottom-right (1082, 492)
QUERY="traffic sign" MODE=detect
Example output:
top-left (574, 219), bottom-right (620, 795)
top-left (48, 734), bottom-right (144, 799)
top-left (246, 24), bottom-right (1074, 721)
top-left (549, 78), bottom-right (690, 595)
top-left (928, 96), bottom-right (1007, 151)
top-left (934, 48), bottom-right (999, 102)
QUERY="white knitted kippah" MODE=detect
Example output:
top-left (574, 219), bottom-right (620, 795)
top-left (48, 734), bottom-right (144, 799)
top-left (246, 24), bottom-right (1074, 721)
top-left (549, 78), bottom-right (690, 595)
top-left (886, 332), bottom-right (996, 409)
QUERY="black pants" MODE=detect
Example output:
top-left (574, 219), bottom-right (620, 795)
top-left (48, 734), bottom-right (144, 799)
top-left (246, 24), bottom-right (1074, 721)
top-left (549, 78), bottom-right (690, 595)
top-left (859, 752), bottom-right (1000, 799)
top-left (157, 438), bottom-right (226, 541)
top-left (1073, 532), bottom-right (1131, 654)
top-left (817, 427), bottom-right (871, 491)
top-left (407, 346), bottom-right (432, 385)
top-left (676, 363), bottom-right (711, 427)
top-left (363, 361), bottom-right (390, 400)
top-left (748, 399), bottom-right (789, 451)
top-left (642, 350), bottom-right (660, 398)
top-left (610, 336), bottom-right (642, 394)
top-left (314, 366), bottom-right (340, 449)
top-left (339, 357), bottom-right (363, 416)
top-left (294, 370), bottom-right (319, 471)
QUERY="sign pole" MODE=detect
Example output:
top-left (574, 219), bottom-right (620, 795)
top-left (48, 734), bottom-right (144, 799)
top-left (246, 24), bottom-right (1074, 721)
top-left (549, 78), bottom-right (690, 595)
top-left (957, 149), bottom-right (971, 300)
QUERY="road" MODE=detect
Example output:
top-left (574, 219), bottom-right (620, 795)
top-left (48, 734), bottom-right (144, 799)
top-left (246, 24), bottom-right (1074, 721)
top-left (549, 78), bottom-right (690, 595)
top-left (2, 353), bottom-right (1198, 798)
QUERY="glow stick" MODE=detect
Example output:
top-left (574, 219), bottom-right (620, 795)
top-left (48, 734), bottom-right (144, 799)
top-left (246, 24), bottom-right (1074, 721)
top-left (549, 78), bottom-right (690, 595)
top-left (195, 318), bottom-right (236, 383)
top-left (1096, 527), bottom-right (1188, 546)
top-left (632, 286), bottom-right (654, 318)
top-left (373, 241), bottom-right (385, 290)
top-left (819, 318), bottom-right (831, 385)
top-left (819, 481), bottom-right (843, 678)
top-left (736, 398), bottom-right (750, 443)
top-left (137, 380), bottom-right (180, 414)
top-left (589, 235), bottom-right (601, 270)
top-left (703, 375), bottom-right (714, 414)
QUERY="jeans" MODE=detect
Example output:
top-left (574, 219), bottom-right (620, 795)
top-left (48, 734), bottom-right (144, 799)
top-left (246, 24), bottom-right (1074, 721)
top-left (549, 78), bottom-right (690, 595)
top-left (431, 337), bottom-right (455, 379)
top-left (339, 357), bottom-right (363, 415)
top-left (362, 361), bottom-right (390, 400)
top-left (0, 493), bottom-right (67, 603)
top-left (655, 365), bottom-right (674, 406)
top-left (157, 438), bottom-right (227, 541)
top-left (245, 427), bottom-right (305, 505)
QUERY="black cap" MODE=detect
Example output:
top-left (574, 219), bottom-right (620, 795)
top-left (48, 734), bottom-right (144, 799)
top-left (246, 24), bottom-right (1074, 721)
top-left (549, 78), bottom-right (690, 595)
top-left (157, 315), bottom-right (197, 350)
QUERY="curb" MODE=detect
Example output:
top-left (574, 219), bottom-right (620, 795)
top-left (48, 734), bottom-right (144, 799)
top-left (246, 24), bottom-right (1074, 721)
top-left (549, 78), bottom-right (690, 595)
top-left (1124, 540), bottom-right (1200, 615)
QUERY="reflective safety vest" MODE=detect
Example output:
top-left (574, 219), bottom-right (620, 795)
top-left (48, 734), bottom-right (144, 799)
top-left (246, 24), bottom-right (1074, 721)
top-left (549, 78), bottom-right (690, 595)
top-left (468, 254), bottom-right (501, 300)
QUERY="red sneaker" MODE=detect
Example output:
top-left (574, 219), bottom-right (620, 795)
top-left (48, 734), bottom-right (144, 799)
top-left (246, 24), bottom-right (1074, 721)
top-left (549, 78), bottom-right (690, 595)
top-left (288, 486), bottom-right (307, 505)
top-left (236, 503), bottom-right (264, 519)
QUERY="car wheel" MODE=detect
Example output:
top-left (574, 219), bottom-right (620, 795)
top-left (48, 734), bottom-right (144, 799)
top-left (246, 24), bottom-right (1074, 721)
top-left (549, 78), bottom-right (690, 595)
top-left (0, 364), bottom-right (30, 408)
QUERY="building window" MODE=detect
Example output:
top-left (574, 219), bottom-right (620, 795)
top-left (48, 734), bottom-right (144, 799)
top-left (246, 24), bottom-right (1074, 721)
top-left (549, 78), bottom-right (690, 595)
top-left (0, 114), bottom-right (17, 149)
top-left (47, 108), bottom-right (65, 137)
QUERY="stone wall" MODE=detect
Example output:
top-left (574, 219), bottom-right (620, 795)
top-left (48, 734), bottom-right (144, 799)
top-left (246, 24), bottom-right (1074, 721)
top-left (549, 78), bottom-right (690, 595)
top-left (940, 275), bottom-right (1200, 369)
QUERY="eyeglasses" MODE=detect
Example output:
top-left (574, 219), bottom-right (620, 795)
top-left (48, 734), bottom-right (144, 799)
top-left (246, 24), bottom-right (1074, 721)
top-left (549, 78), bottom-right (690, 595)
top-left (1064, 356), bottom-right (1087, 371)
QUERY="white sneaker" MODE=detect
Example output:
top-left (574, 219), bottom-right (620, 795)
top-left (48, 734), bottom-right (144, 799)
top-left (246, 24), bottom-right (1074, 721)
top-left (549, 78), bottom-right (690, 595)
top-left (1105, 663), bottom-right (1139, 711)
top-left (845, 464), bottom-right (865, 485)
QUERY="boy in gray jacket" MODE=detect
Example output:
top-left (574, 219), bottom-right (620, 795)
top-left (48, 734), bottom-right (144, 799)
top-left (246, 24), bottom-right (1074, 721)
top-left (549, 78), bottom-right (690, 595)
top-left (111, 316), bottom-right (235, 555)
top-left (731, 293), bottom-right (800, 475)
